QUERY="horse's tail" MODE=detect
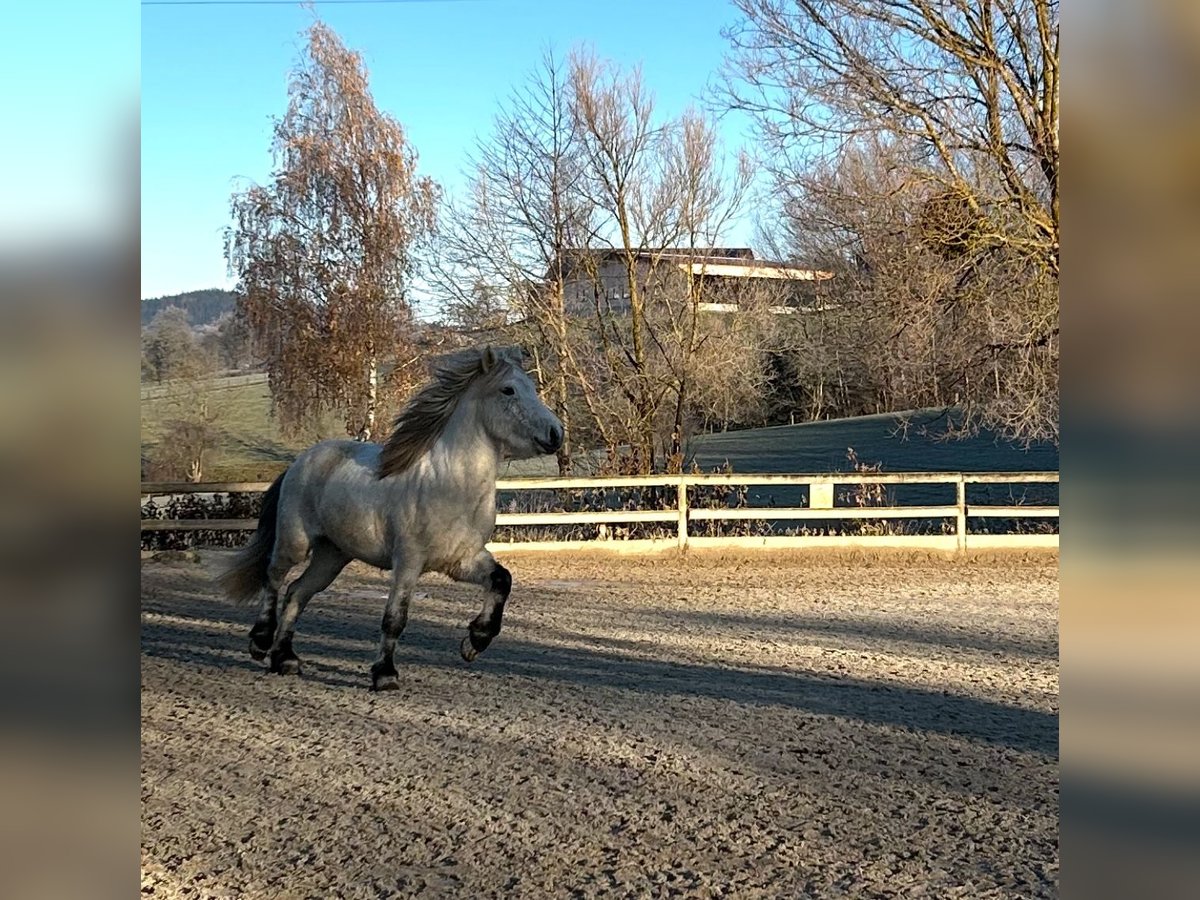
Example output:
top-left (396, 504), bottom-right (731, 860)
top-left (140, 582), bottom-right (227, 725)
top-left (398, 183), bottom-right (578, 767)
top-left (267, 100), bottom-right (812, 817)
top-left (217, 469), bottom-right (286, 605)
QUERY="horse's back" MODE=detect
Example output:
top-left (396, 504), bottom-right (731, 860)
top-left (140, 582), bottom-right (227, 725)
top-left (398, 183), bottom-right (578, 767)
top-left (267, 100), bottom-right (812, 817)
top-left (282, 439), bottom-right (378, 499)
top-left (277, 440), bottom-right (392, 567)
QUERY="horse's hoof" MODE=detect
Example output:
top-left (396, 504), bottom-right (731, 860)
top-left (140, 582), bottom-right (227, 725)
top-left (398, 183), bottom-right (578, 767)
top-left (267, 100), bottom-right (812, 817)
top-left (371, 675), bottom-right (400, 692)
top-left (370, 660), bottom-right (399, 691)
top-left (269, 655), bottom-right (301, 675)
top-left (248, 641), bottom-right (267, 661)
top-left (460, 637), bottom-right (478, 662)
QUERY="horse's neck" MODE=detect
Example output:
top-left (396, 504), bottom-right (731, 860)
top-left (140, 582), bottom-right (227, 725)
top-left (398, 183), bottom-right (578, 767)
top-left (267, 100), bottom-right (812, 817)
top-left (429, 410), bottom-right (500, 499)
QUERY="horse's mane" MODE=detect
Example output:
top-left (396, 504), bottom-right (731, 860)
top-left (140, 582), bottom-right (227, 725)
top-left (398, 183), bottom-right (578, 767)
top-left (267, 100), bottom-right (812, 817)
top-left (377, 345), bottom-right (522, 479)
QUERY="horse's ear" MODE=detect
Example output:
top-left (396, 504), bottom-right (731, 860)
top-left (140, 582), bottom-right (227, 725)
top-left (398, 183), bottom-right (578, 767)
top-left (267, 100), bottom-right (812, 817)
top-left (481, 345), bottom-right (498, 373)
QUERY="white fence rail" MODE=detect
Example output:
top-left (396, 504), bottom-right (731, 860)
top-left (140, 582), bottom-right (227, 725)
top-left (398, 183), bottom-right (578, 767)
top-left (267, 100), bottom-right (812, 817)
top-left (141, 472), bottom-right (1058, 553)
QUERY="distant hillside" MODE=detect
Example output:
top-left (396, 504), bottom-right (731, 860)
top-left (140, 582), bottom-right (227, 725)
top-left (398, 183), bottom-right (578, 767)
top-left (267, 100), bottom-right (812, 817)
top-left (142, 289), bottom-right (238, 328)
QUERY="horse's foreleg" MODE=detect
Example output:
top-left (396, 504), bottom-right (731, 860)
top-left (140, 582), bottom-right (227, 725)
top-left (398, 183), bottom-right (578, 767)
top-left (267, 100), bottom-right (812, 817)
top-left (450, 551), bottom-right (512, 662)
top-left (267, 540), bottom-right (349, 675)
top-left (371, 564), bottom-right (419, 692)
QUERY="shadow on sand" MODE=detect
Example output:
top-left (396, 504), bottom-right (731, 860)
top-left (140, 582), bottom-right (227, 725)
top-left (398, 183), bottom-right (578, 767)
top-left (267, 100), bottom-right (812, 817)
top-left (142, 586), bottom-right (1057, 757)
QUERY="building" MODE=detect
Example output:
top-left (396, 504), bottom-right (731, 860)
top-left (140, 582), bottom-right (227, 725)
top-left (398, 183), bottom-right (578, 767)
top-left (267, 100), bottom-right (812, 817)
top-left (555, 247), bottom-right (835, 316)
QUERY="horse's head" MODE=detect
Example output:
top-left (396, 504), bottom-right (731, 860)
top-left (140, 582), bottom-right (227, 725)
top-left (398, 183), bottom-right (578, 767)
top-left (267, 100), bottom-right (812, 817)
top-left (468, 345), bottom-right (563, 460)
top-left (379, 345), bottom-right (564, 478)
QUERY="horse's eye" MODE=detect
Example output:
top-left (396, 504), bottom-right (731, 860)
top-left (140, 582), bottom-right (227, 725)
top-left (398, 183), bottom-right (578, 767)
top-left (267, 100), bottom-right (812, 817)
top-left (501, 386), bottom-right (515, 396)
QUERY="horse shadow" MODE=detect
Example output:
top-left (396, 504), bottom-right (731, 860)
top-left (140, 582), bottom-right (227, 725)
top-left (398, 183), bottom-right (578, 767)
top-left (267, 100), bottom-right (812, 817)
top-left (141, 580), bottom-right (1058, 758)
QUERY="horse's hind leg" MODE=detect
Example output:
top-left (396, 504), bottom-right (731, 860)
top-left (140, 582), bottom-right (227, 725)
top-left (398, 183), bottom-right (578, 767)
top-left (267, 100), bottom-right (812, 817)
top-left (248, 533), bottom-right (307, 660)
top-left (449, 550), bottom-right (511, 662)
top-left (248, 590), bottom-right (278, 661)
top-left (267, 539), bottom-right (350, 675)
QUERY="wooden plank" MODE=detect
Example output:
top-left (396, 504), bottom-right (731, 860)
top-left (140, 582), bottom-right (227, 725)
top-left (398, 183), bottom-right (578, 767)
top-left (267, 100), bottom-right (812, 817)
top-left (141, 519), bottom-right (257, 531)
top-left (488, 533), bottom-right (1057, 554)
top-left (497, 475), bottom-right (674, 490)
top-left (141, 482), bottom-right (273, 495)
top-left (688, 505), bottom-right (959, 521)
top-left (496, 510), bottom-right (676, 526)
top-left (966, 533), bottom-right (1059, 549)
top-left (140, 471), bottom-right (1058, 496)
top-left (956, 476), bottom-right (967, 552)
top-left (140, 510), bottom-right (1056, 528)
top-left (685, 471), bottom-right (1057, 486)
top-left (968, 506), bottom-right (1060, 518)
top-left (685, 534), bottom-right (961, 551)
top-left (676, 480), bottom-right (688, 549)
top-left (963, 473), bottom-right (1059, 484)
top-left (488, 538), bottom-right (676, 555)
top-left (681, 472), bottom-right (948, 486)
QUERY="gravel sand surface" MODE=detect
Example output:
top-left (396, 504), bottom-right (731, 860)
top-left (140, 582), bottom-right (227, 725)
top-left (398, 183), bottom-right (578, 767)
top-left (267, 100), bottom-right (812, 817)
top-left (141, 550), bottom-right (1058, 898)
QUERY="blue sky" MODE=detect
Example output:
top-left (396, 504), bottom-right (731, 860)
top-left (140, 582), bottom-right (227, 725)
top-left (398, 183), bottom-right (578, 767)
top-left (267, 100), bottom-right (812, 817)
top-left (1, 1), bottom-right (139, 252)
top-left (141, 0), bottom-right (761, 300)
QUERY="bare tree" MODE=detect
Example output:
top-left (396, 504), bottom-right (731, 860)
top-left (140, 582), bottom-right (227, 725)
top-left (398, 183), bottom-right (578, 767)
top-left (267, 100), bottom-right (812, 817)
top-left (724, 0), bottom-right (1057, 270)
top-left (226, 21), bottom-right (438, 441)
top-left (678, 288), bottom-right (776, 434)
top-left (141, 306), bottom-right (199, 383)
top-left (569, 51), bottom-right (758, 472)
top-left (200, 310), bottom-right (256, 373)
top-left (566, 50), bottom-right (670, 472)
top-left (435, 48), bottom-right (765, 473)
top-left (145, 341), bottom-right (225, 483)
top-left (723, 0), bottom-right (1059, 442)
top-left (430, 50), bottom-right (597, 473)
top-left (647, 113), bottom-right (756, 466)
top-left (778, 136), bottom-right (1058, 440)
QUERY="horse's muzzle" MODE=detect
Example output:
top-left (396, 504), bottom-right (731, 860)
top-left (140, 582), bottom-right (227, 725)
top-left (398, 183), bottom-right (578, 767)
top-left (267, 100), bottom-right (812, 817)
top-left (536, 425), bottom-right (563, 455)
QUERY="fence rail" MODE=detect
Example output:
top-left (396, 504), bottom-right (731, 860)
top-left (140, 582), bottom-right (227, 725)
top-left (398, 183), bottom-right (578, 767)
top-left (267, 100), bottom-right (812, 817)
top-left (140, 371), bottom-right (267, 402)
top-left (141, 471), bottom-right (1058, 553)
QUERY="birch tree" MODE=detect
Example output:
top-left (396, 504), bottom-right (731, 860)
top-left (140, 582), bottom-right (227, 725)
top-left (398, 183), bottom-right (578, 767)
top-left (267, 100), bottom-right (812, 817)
top-left (226, 21), bottom-right (438, 441)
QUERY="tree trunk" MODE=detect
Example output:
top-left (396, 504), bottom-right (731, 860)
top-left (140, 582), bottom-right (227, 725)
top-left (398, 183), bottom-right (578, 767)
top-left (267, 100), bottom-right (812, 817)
top-left (360, 353), bottom-right (378, 442)
top-left (555, 367), bottom-right (572, 475)
top-left (669, 381), bottom-right (687, 474)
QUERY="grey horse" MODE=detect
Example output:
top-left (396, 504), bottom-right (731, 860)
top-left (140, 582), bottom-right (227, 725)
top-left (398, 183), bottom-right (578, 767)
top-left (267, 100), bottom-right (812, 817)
top-left (217, 345), bottom-right (563, 691)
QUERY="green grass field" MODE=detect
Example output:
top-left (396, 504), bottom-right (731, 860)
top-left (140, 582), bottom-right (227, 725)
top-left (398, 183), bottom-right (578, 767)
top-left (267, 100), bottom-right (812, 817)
top-left (141, 374), bottom-right (344, 482)
top-left (141, 375), bottom-right (1058, 485)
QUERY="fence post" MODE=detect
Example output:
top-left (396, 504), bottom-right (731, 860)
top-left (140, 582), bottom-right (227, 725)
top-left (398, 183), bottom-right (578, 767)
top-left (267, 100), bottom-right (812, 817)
top-left (677, 476), bottom-right (689, 550)
top-left (956, 475), bottom-right (967, 552)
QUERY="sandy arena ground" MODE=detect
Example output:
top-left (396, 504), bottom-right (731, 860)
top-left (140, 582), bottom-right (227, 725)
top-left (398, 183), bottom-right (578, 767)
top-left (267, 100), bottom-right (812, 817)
top-left (141, 550), bottom-right (1059, 898)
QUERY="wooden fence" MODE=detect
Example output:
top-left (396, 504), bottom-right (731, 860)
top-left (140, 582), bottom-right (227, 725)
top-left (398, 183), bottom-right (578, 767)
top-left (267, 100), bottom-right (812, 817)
top-left (140, 371), bottom-right (267, 401)
top-left (141, 472), bottom-right (1058, 553)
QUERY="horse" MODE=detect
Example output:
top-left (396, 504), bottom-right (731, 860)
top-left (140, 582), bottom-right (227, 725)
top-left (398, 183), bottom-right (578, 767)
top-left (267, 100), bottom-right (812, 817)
top-left (216, 345), bottom-right (564, 691)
